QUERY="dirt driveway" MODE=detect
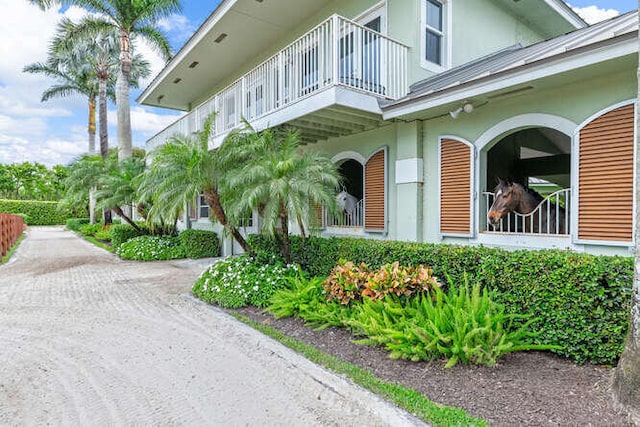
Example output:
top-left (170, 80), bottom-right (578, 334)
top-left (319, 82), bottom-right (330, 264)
top-left (0, 227), bottom-right (421, 426)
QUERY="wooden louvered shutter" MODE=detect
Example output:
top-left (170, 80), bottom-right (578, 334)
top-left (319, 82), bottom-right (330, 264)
top-left (440, 138), bottom-right (473, 236)
top-left (310, 199), bottom-right (324, 229)
top-left (189, 199), bottom-right (197, 220)
top-left (365, 148), bottom-right (386, 232)
top-left (578, 104), bottom-right (634, 242)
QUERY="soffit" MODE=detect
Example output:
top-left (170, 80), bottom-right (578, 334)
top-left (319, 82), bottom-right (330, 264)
top-left (492, 0), bottom-right (585, 37)
top-left (138, 0), bottom-right (332, 111)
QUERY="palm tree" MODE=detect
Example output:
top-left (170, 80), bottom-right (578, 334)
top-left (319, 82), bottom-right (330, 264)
top-left (50, 17), bottom-right (151, 160)
top-left (63, 151), bottom-right (145, 230)
top-left (96, 155), bottom-right (145, 229)
top-left (219, 126), bottom-right (341, 262)
top-left (138, 116), bottom-right (252, 252)
top-left (23, 62), bottom-right (98, 154)
top-left (612, 6), bottom-right (640, 421)
top-left (28, 0), bottom-right (179, 160)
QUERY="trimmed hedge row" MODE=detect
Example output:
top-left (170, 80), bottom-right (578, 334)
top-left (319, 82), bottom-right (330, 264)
top-left (0, 199), bottom-right (72, 225)
top-left (110, 224), bottom-right (148, 248)
top-left (248, 235), bottom-right (633, 365)
top-left (179, 229), bottom-right (220, 259)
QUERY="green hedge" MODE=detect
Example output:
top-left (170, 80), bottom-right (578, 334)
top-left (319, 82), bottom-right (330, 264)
top-left (110, 224), bottom-right (148, 248)
top-left (179, 229), bottom-right (220, 259)
top-left (248, 235), bottom-right (633, 365)
top-left (0, 199), bottom-right (72, 225)
top-left (66, 218), bottom-right (90, 232)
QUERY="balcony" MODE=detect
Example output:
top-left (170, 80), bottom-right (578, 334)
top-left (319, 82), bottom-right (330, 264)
top-left (148, 14), bottom-right (409, 151)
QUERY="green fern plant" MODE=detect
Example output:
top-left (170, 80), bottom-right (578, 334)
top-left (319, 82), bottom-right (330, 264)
top-left (268, 274), bottom-right (352, 329)
top-left (348, 279), bottom-right (557, 367)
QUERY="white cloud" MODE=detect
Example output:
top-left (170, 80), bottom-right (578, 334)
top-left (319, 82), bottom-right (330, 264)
top-left (108, 106), bottom-right (184, 137)
top-left (570, 4), bottom-right (620, 24)
top-left (158, 14), bottom-right (196, 45)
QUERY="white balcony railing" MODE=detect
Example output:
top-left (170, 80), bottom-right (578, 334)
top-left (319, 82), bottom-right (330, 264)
top-left (148, 14), bottom-right (409, 149)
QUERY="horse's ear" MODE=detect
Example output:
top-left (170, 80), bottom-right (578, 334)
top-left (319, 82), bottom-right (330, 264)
top-left (495, 177), bottom-right (504, 185)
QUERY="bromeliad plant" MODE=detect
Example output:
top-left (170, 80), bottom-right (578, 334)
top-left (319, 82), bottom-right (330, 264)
top-left (323, 260), bottom-right (441, 305)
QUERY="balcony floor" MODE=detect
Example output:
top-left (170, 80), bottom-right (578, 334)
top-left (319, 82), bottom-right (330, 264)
top-left (210, 86), bottom-right (385, 148)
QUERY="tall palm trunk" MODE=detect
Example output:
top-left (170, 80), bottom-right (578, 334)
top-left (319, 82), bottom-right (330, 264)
top-left (88, 96), bottom-right (97, 224)
top-left (203, 188), bottom-right (252, 254)
top-left (280, 202), bottom-right (291, 263)
top-left (612, 9), bottom-right (640, 421)
top-left (117, 29), bottom-right (132, 161)
top-left (97, 73), bottom-right (112, 225)
top-left (98, 75), bottom-right (109, 160)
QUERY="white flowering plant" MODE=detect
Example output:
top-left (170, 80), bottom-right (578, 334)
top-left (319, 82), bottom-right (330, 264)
top-left (192, 255), bottom-right (301, 308)
top-left (116, 235), bottom-right (186, 261)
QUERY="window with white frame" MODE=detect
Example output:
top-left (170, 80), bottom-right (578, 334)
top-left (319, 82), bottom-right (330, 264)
top-left (198, 194), bottom-right (209, 218)
top-left (422, 0), bottom-right (450, 70)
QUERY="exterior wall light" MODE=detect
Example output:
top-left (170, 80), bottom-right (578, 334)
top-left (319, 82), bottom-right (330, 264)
top-left (449, 101), bottom-right (474, 119)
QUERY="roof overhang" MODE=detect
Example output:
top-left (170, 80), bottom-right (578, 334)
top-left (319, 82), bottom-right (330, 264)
top-left (383, 32), bottom-right (636, 122)
top-left (494, 0), bottom-right (586, 35)
top-left (138, 0), bottom-right (332, 111)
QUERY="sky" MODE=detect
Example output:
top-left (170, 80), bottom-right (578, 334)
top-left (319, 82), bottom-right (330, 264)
top-left (0, 0), bottom-right (636, 167)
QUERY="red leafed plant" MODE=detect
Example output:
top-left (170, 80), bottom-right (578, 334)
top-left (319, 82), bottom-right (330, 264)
top-left (323, 260), bottom-right (441, 305)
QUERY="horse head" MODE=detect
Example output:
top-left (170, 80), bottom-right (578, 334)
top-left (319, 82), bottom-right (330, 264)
top-left (487, 178), bottom-right (519, 226)
top-left (336, 191), bottom-right (358, 213)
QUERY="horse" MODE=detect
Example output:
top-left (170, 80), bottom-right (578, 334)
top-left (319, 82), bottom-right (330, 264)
top-left (487, 179), bottom-right (567, 234)
top-left (336, 190), bottom-right (359, 225)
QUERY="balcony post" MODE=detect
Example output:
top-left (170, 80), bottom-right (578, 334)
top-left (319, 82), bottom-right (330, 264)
top-left (332, 15), bottom-right (339, 86)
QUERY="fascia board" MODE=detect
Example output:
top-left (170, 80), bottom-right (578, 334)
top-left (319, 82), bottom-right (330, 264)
top-left (545, 0), bottom-right (587, 29)
top-left (383, 35), bottom-right (635, 120)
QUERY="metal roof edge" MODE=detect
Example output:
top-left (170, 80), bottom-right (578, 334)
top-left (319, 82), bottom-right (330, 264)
top-left (382, 31), bottom-right (636, 119)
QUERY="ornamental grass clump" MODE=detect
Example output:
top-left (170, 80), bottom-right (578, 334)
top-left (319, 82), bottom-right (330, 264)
top-left (192, 255), bottom-right (301, 308)
top-left (323, 260), bottom-right (441, 305)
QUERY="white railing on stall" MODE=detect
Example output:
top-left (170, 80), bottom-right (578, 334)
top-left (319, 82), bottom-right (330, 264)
top-left (147, 14), bottom-right (409, 149)
top-left (324, 199), bottom-right (363, 228)
top-left (483, 188), bottom-right (571, 235)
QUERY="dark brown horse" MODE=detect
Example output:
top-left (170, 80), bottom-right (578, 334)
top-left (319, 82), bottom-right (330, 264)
top-left (487, 179), bottom-right (567, 234)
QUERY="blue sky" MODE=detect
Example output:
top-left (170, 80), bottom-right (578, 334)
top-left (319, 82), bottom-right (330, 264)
top-left (0, 0), bottom-right (635, 167)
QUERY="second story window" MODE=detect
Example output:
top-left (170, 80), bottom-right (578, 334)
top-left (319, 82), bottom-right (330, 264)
top-left (422, 0), bottom-right (450, 71)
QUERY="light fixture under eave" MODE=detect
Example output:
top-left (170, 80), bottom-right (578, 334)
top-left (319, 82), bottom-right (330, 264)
top-left (449, 101), bottom-right (474, 119)
top-left (189, 61), bottom-right (199, 69)
top-left (214, 33), bottom-right (227, 43)
top-left (157, 95), bottom-right (164, 103)
top-left (173, 78), bottom-right (182, 84)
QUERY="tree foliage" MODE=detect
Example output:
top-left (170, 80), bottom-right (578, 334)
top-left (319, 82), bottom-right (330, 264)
top-left (0, 162), bottom-right (67, 201)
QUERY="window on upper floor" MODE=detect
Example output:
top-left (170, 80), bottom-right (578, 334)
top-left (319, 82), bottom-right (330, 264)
top-left (421, 0), bottom-right (450, 72)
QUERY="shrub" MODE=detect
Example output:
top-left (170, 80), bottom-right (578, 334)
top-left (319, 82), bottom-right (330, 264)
top-left (66, 218), bottom-right (90, 231)
top-left (268, 275), bottom-right (352, 329)
top-left (110, 224), bottom-right (148, 248)
top-left (179, 229), bottom-right (220, 259)
top-left (116, 235), bottom-right (185, 261)
top-left (79, 223), bottom-right (103, 237)
top-left (347, 282), bottom-right (551, 368)
top-left (193, 255), bottom-right (301, 308)
top-left (0, 199), bottom-right (72, 225)
top-left (249, 234), bottom-right (633, 365)
top-left (94, 228), bottom-right (112, 242)
top-left (323, 260), bottom-right (441, 305)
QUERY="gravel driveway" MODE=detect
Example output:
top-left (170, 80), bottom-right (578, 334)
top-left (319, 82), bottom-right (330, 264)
top-left (0, 227), bottom-right (421, 426)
